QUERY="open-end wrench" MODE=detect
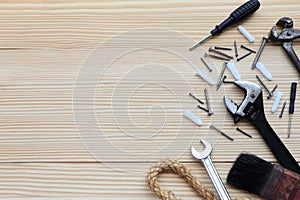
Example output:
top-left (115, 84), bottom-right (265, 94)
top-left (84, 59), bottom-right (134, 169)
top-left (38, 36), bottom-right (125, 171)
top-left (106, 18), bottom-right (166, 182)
top-left (191, 140), bottom-right (231, 200)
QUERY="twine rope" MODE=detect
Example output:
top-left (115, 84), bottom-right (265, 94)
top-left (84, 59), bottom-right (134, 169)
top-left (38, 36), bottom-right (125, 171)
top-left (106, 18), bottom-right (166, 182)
top-left (146, 159), bottom-right (250, 200)
top-left (146, 159), bottom-right (215, 200)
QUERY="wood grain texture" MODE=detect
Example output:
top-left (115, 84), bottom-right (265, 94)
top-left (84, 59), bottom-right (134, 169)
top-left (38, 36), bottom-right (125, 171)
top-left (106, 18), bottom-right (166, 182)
top-left (0, 0), bottom-right (299, 199)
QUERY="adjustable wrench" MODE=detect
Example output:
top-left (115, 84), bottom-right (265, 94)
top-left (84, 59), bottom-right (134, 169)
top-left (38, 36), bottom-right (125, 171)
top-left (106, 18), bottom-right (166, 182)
top-left (269, 17), bottom-right (300, 74)
top-left (223, 80), bottom-right (300, 174)
top-left (191, 140), bottom-right (231, 200)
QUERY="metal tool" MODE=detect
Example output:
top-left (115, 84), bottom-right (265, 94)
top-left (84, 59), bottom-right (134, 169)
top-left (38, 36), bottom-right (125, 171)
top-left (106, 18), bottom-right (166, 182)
top-left (241, 44), bottom-right (256, 53)
top-left (279, 101), bottom-right (287, 118)
top-left (200, 58), bottom-right (213, 72)
top-left (216, 63), bottom-right (227, 90)
top-left (204, 88), bottom-right (214, 115)
top-left (191, 140), bottom-right (231, 200)
top-left (205, 52), bottom-right (230, 61)
top-left (269, 17), bottom-right (300, 74)
top-left (256, 75), bottom-right (276, 99)
top-left (197, 105), bottom-right (210, 114)
top-left (209, 47), bottom-right (233, 59)
top-left (234, 40), bottom-right (238, 57)
top-left (223, 80), bottom-right (300, 174)
top-left (288, 82), bottom-right (297, 138)
top-left (189, 0), bottom-right (260, 50)
top-left (215, 46), bottom-right (232, 51)
top-left (237, 51), bottom-right (252, 62)
top-left (210, 124), bottom-right (234, 141)
top-left (251, 36), bottom-right (268, 69)
top-left (236, 127), bottom-right (252, 138)
top-left (189, 93), bottom-right (204, 104)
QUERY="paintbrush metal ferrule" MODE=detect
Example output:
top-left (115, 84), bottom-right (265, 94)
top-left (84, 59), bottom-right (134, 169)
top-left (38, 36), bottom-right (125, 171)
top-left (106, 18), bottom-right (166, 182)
top-left (261, 165), bottom-right (300, 200)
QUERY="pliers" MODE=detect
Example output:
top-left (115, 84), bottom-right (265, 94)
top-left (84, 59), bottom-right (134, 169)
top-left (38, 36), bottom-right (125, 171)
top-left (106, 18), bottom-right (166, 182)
top-left (269, 17), bottom-right (300, 74)
top-left (223, 79), bottom-right (300, 174)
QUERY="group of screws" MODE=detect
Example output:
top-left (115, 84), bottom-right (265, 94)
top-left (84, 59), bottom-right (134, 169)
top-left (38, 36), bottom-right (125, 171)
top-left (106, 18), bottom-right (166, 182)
top-left (210, 124), bottom-right (253, 141)
top-left (204, 42), bottom-right (256, 62)
top-left (189, 89), bottom-right (213, 116)
top-left (256, 75), bottom-right (278, 99)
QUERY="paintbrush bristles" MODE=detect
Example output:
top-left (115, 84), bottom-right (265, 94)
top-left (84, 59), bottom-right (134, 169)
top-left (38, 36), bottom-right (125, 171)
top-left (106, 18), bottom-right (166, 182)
top-left (227, 154), bottom-right (273, 195)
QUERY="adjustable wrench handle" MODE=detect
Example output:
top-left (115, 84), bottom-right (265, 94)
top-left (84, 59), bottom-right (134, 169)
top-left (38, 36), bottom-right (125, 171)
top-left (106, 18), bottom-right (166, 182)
top-left (248, 94), bottom-right (300, 173)
top-left (282, 42), bottom-right (300, 74)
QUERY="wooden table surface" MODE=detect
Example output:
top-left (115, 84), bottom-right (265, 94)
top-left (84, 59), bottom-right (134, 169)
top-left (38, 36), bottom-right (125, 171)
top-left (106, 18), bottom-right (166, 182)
top-left (0, 0), bottom-right (300, 199)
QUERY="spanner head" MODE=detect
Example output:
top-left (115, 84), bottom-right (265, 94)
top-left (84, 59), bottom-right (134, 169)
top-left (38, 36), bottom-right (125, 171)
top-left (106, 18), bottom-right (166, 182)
top-left (191, 140), bottom-right (212, 160)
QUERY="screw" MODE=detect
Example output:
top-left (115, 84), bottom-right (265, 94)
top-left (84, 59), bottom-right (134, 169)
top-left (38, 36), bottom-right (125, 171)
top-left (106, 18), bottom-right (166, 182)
top-left (200, 58), bottom-right (213, 72)
top-left (204, 52), bottom-right (230, 61)
top-left (210, 124), bottom-right (234, 141)
top-left (189, 93), bottom-right (204, 104)
top-left (215, 46), bottom-right (232, 51)
top-left (240, 45), bottom-right (256, 54)
top-left (252, 36), bottom-right (268, 69)
top-left (236, 127), bottom-right (252, 138)
top-left (256, 75), bottom-right (274, 99)
top-left (234, 40), bottom-right (238, 57)
top-left (279, 101), bottom-right (287, 118)
top-left (237, 52), bottom-right (252, 62)
top-left (209, 47), bottom-right (233, 59)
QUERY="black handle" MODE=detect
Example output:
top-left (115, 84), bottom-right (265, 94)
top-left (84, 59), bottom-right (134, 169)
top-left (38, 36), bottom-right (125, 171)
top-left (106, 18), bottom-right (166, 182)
top-left (248, 94), bottom-right (300, 174)
top-left (211, 0), bottom-right (260, 36)
top-left (289, 82), bottom-right (297, 114)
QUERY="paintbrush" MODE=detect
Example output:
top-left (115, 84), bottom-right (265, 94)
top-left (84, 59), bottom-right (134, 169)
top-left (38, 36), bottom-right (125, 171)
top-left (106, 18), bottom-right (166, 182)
top-left (227, 153), bottom-right (300, 200)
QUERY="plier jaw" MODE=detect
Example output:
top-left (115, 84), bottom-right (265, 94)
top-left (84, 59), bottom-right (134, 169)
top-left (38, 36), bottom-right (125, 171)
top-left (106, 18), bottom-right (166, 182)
top-left (269, 17), bottom-right (300, 74)
top-left (223, 80), bottom-right (263, 124)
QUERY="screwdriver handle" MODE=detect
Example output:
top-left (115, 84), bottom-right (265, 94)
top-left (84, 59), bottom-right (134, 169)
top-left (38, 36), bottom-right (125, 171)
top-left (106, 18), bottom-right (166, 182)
top-left (289, 82), bottom-right (297, 114)
top-left (211, 0), bottom-right (260, 36)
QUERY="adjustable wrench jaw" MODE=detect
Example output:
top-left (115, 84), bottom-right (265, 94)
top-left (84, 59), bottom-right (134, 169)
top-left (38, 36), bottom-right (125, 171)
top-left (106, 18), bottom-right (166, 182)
top-left (223, 81), bottom-right (263, 124)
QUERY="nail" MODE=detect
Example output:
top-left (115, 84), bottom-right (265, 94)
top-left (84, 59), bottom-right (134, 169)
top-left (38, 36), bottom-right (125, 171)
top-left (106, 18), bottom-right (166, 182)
top-left (189, 93), bottom-right (204, 104)
top-left (216, 62), bottom-right (227, 90)
top-left (236, 127), bottom-right (252, 138)
top-left (209, 47), bottom-right (233, 59)
top-left (252, 36), bottom-right (268, 69)
top-left (205, 52), bottom-right (230, 61)
top-left (200, 58), bottom-right (213, 72)
top-left (204, 88), bottom-right (213, 115)
top-left (237, 52), bottom-right (252, 62)
top-left (256, 75), bottom-right (273, 99)
top-left (197, 105), bottom-right (210, 114)
top-left (210, 124), bottom-right (234, 141)
top-left (241, 45), bottom-right (256, 54)
top-left (215, 46), bottom-right (232, 51)
top-left (234, 40), bottom-right (238, 57)
top-left (279, 101), bottom-right (287, 118)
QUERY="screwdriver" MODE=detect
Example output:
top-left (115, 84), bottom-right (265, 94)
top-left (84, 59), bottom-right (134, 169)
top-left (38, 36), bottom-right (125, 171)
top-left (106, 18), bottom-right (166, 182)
top-left (288, 82), bottom-right (297, 138)
top-left (189, 0), bottom-right (260, 51)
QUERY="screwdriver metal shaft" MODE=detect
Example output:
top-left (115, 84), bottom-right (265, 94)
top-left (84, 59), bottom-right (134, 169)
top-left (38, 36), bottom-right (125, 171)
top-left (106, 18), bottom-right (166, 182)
top-left (189, 0), bottom-right (260, 51)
